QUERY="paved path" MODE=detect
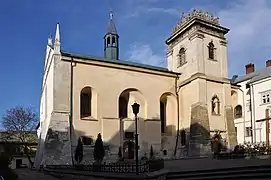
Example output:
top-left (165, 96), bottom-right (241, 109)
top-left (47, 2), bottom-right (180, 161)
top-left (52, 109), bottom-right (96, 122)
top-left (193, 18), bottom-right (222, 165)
top-left (15, 169), bottom-right (59, 180)
top-left (164, 157), bottom-right (271, 172)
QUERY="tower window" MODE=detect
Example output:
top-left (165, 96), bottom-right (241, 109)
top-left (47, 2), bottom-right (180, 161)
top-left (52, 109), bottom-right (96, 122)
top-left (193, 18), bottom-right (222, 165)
top-left (112, 37), bottom-right (116, 46)
top-left (107, 37), bottom-right (110, 47)
top-left (178, 48), bottom-right (186, 67)
top-left (208, 41), bottom-right (215, 60)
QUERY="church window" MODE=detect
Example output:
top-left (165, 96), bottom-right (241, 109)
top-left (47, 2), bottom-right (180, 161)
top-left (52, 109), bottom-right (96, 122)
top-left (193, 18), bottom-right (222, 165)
top-left (211, 95), bottom-right (220, 115)
top-left (160, 101), bottom-right (166, 134)
top-left (234, 105), bottom-right (242, 118)
top-left (119, 96), bottom-right (128, 119)
top-left (178, 48), bottom-right (186, 67)
top-left (80, 87), bottom-right (92, 118)
top-left (208, 41), bottom-right (215, 60)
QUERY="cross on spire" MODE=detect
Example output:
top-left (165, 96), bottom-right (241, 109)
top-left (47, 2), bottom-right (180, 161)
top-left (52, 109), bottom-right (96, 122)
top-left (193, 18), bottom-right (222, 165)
top-left (109, 10), bottom-right (113, 20)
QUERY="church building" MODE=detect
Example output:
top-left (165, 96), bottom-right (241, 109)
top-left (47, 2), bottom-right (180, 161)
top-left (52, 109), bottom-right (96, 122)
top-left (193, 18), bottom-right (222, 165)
top-left (34, 9), bottom-right (237, 167)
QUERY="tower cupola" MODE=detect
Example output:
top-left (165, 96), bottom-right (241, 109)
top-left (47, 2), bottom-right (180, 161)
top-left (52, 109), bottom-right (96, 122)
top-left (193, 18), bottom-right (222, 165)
top-left (104, 11), bottom-right (119, 60)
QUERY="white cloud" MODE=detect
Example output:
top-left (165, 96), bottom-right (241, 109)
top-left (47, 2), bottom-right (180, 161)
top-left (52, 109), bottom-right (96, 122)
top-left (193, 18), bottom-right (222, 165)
top-left (125, 43), bottom-right (166, 67)
top-left (122, 0), bottom-right (271, 76)
top-left (218, 0), bottom-right (271, 75)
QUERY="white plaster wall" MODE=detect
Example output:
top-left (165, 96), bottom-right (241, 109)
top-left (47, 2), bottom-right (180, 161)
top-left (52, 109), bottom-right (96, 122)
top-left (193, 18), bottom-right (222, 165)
top-left (251, 77), bottom-right (271, 143)
top-left (233, 80), bottom-right (252, 144)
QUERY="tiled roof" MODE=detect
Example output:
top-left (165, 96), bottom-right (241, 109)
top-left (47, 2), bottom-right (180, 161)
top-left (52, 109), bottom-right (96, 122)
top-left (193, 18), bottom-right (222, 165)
top-left (61, 50), bottom-right (178, 74)
top-left (231, 67), bottom-right (271, 84)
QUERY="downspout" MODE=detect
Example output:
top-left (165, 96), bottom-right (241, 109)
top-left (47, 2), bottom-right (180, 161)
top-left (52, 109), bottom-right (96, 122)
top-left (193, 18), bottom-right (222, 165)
top-left (249, 84), bottom-right (254, 143)
top-left (69, 57), bottom-right (74, 166)
top-left (174, 74), bottom-right (180, 156)
top-left (239, 87), bottom-right (246, 143)
top-left (251, 84), bottom-right (256, 143)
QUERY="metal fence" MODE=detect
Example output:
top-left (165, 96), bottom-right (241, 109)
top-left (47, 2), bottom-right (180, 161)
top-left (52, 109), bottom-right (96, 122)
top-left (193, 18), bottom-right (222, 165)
top-left (40, 160), bottom-right (164, 173)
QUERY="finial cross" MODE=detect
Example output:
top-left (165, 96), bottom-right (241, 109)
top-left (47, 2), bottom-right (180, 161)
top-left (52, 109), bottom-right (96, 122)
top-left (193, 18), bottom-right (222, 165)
top-left (109, 10), bottom-right (113, 20)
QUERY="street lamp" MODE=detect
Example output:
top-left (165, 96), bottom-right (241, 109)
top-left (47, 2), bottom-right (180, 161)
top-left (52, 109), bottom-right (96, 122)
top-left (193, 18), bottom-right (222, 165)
top-left (132, 102), bottom-right (140, 175)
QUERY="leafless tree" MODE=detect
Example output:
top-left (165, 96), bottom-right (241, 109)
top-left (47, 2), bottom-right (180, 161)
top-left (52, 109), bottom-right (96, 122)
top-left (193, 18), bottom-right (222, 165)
top-left (1, 106), bottom-right (38, 167)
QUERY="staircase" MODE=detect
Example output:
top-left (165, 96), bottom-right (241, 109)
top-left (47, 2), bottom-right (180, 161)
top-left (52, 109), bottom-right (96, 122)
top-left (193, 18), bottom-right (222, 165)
top-left (166, 165), bottom-right (271, 179)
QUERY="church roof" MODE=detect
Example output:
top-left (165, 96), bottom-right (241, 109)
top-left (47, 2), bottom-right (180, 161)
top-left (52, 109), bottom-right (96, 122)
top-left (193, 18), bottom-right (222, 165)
top-left (106, 12), bottom-right (117, 35)
top-left (231, 67), bottom-right (271, 84)
top-left (61, 51), bottom-right (177, 74)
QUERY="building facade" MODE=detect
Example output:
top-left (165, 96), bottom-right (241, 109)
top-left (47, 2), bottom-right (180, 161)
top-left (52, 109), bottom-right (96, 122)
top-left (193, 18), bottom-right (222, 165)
top-left (232, 61), bottom-right (271, 144)
top-left (0, 131), bottom-right (37, 169)
top-left (34, 9), bottom-right (237, 168)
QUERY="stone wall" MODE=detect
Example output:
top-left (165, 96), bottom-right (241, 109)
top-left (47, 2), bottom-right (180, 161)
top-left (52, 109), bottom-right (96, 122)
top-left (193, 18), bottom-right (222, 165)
top-left (40, 112), bottom-right (73, 166)
top-left (225, 106), bottom-right (238, 148)
top-left (189, 103), bottom-right (211, 156)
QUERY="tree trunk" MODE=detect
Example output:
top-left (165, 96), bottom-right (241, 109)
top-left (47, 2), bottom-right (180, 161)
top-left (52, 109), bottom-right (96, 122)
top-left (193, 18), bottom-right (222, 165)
top-left (24, 145), bottom-right (33, 168)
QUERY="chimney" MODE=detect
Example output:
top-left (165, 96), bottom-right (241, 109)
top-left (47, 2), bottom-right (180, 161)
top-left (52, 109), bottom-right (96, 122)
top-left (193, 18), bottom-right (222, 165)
top-left (266, 60), bottom-right (271, 68)
top-left (245, 63), bottom-right (255, 74)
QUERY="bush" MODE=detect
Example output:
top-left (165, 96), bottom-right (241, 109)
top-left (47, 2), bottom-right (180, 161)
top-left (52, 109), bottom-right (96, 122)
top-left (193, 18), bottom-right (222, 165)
top-left (0, 153), bottom-right (17, 180)
top-left (0, 153), bottom-right (12, 168)
top-left (149, 145), bottom-right (154, 160)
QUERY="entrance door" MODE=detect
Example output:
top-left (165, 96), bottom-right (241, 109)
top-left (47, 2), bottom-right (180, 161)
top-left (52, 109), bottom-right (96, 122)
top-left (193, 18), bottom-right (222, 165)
top-left (123, 141), bottom-right (135, 159)
top-left (16, 159), bottom-right (22, 168)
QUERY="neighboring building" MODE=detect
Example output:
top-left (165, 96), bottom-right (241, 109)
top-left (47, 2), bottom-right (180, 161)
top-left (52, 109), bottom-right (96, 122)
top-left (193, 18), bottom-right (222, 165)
top-left (34, 9), bottom-right (237, 168)
top-left (0, 131), bottom-right (38, 169)
top-left (231, 61), bottom-right (271, 144)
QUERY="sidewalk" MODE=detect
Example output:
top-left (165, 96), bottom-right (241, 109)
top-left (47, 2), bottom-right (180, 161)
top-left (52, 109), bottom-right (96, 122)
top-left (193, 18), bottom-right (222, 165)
top-left (15, 169), bottom-right (59, 180)
top-left (164, 158), bottom-right (271, 173)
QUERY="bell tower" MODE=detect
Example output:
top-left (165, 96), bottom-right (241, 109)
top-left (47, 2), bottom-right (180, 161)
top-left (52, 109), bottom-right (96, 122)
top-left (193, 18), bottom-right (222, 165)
top-left (165, 9), bottom-right (237, 156)
top-left (104, 11), bottom-right (119, 60)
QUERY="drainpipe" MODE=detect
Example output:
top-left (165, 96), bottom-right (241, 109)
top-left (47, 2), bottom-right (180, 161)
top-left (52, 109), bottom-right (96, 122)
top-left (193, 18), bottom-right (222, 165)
top-left (238, 87), bottom-right (246, 143)
top-left (251, 84), bottom-right (256, 143)
top-left (69, 58), bottom-right (74, 166)
top-left (249, 84), bottom-right (254, 143)
top-left (174, 74), bottom-right (180, 157)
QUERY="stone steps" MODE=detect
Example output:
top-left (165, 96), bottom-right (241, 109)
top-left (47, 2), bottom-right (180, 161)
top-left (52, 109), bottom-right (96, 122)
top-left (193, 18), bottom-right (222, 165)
top-left (167, 165), bottom-right (271, 179)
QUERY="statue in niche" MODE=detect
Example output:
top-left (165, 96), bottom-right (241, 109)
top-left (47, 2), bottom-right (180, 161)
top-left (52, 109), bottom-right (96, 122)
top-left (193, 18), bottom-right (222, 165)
top-left (211, 96), bottom-right (220, 115)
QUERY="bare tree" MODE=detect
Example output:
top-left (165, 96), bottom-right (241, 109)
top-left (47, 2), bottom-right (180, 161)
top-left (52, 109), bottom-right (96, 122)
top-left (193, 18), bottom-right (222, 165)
top-left (1, 106), bottom-right (38, 167)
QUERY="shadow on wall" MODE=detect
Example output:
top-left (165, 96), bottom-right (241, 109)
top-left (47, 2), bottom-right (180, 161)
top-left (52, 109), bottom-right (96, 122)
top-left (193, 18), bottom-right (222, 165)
top-left (71, 117), bottom-right (163, 164)
top-left (34, 121), bottom-right (215, 167)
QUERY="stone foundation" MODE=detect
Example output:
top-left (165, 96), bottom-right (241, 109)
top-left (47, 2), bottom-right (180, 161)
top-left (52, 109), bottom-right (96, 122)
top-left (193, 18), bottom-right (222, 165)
top-left (189, 103), bottom-right (211, 156)
top-left (225, 106), bottom-right (238, 148)
top-left (40, 112), bottom-right (73, 166)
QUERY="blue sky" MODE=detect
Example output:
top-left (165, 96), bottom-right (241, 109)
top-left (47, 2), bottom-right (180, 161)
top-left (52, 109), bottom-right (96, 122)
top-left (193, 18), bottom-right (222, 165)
top-left (0, 0), bottom-right (271, 119)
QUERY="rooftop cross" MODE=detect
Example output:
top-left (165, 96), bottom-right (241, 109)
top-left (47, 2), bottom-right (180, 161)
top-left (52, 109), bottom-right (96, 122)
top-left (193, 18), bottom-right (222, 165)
top-left (109, 10), bottom-right (113, 20)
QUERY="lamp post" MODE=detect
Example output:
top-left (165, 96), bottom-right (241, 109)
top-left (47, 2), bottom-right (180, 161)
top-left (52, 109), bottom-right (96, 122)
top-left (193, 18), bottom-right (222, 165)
top-left (132, 102), bottom-right (140, 175)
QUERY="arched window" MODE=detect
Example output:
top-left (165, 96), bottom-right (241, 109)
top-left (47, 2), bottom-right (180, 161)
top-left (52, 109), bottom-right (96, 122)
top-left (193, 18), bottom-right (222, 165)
top-left (208, 41), bottom-right (215, 60)
top-left (119, 96), bottom-right (128, 119)
top-left (107, 36), bottom-right (110, 47)
top-left (112, 36), bottom-right (116, 46)
top-left (80, 87), bottom-right (92, 118)
top-left (178, 48), bottom-right (186, 67)
top-left (160, 101), bottom-right (166, 133)
top-left (211, 95), bottom-right (220, 115)
top-left (234, 105), bottom-right (242, 118)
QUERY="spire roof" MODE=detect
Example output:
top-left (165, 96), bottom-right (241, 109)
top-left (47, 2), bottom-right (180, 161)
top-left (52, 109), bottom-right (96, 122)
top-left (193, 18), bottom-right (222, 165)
top-left (106, 11), bottom-right (117, 35)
